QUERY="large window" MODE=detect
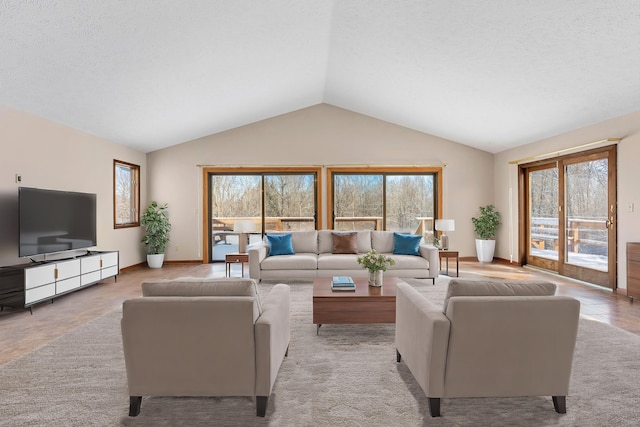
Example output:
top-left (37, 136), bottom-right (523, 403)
top-left (113, 160), bottom-right (140, 228)
top-left (204, 168), bottom-right (320, 262)
top-left (328, 167), bottom-right (442, 236)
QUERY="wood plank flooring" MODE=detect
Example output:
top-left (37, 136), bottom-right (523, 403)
top-left (1, 260), bottom-right (638, 365)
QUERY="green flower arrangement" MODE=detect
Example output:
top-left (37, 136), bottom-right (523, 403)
top-left (357, 249), bottom-right (395, 272)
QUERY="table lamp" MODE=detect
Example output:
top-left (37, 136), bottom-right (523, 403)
top-left (233, 220), bottom-right (255, 253)
top-left (435, 219), bottom-right (455, 250)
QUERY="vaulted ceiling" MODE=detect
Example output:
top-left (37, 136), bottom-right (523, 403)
top-left (1, 1), bottom-right (638, 153)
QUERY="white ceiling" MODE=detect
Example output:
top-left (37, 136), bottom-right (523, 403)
top-left (1, 0), bottom-right (639, 154)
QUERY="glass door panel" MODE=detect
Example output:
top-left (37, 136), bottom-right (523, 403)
top-left (528, 167), bottom-right (559, 264)
top-left (264, 174), bottom-right (316, 233)
top-left (210, 175), bottom-right (261, 261)
top-left (565, 159), bottom-right (609, 271)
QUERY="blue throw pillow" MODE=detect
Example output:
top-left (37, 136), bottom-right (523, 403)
top-left (266, 233), bottom-right (295, 256)
top-left (393, 232), bottom-right (421, 256)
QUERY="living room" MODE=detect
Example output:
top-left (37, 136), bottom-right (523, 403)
top-left (1, 1), bottom-right (640, 425)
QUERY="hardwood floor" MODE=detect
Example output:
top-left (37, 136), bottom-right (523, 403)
top-left (1, 260), bottom-right (638, 365)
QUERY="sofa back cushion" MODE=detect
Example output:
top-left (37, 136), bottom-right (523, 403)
top-left (142, 278), bottom-right (262, 314)
top-left (288, 230), bottom-right (318, 253)
top-left (442, 279), bottom-right (557, 313)
top-left (318, 230), bottom-right (372, 254)
top-left (371, 231), bottom-right (394, 253)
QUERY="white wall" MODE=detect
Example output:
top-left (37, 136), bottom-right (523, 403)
top-left (0, 106), bottom-right (147, 268)
top-left (146, 104), bottom-right (494, 261)
top-left (493, 111), bottom-right (640, 289)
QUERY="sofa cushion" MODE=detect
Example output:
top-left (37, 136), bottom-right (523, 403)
top-left (393, 232), bottom-right (421, 256)
top-left (318, 253), bottom-right (360, 270)
top-left (388, 254), bottom-right (430, 270)
top-left (261, 253), bottom-right (318, 270)
top-left (371, 231), bottom-right (394, 253)
top-left (319, 230), bottom-right (372, 254)
top-left (442, 279), bottom-right (557, 313)
top-left (332, 232), bottom-right (358, 254)
top-left (267, 233), bottom-right (295, 256)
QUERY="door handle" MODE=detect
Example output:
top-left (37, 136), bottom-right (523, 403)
top-left (606, 217), bottom-right (614, 229)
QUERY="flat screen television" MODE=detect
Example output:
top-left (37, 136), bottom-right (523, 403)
top-left (19, 187), bottom-right (97, 258)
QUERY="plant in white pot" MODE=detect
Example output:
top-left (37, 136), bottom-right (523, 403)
top-left (140, 201), bottom-right (171, 268)
top-left (471, 205), bottom-right (501, 263)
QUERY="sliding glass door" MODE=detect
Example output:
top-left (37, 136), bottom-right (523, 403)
top-left (204, 168), bottom-right (320, 262)
top-left (521, 146), bottom-right (616, 288)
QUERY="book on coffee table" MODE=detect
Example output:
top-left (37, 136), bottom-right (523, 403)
top-left (331, 276), bottom-right (356, 290)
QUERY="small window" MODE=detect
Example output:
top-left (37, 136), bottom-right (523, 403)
top-left (114, 160), bottom-right (140, 228)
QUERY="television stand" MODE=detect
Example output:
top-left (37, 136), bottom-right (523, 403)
top-left (0, 251), bottom-right (119, 314)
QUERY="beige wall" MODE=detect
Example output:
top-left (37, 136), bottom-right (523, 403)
top-left (0, 106), bottom-right (147, 268)
top-left (493, 111), bottom-right (640, 290)
top-left (146, 104), bottom-right (494, 262)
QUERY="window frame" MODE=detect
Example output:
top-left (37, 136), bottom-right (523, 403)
top-left (113, 159), bottom-right (140, 229)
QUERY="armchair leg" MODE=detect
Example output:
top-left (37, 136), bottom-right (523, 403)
top-left (396, 349), bottom-right (402, 362)
top-left (256, 396), bottom-right (268, 417)
top-left (552, 396), bottom-right (566, 414)
top-left (428, 398), bottom-right (441, 417)
top-left (285, 345), bottom-right (289, 357)
top-left (129, 396), bottom-right (142, 417)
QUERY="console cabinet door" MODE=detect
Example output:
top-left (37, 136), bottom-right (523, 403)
top-left (24, 264), bottom-right (56, 289)
top-left (56, 259), bottom-right (80, 281)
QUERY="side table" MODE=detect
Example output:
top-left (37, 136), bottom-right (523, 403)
top-left (438, 250), bottom-right (459, 277)
top-left (225, 252), bottom-right (249, 277)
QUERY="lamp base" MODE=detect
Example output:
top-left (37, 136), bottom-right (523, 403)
top-left (440, 234), bottom-right (449, 250)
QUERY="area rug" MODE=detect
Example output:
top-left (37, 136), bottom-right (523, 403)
top-left (1, 278), bottom-right (639, 426)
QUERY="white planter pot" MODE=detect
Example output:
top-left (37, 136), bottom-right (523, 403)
top-left (475, 239), bottom-right (496, 263)
top-left (147, 253), bottom-right (165, 269)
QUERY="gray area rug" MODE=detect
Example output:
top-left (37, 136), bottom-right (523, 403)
top-left (1, 278), bottom-right (639, 426)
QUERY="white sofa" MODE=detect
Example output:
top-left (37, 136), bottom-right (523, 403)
top-left (248, 230), bottom-right (439, 283)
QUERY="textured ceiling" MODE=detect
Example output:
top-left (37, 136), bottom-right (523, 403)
top-left (1, 0), bottom-right (639, 153)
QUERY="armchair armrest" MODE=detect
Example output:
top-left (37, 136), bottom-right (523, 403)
top-left (395, 282), bottom-right (450, 397)
top-left (248, 242), bottom-right (268, 280)
top-left (419, 244), bottom-right (440, 279)
top-left (254, 284), bottom-right (291, 397)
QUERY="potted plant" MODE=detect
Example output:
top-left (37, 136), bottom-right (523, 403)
top-left (471, 204), bottom-right (501, 262)
top-left (357, 249), bottom-right (395, 286)
top-left (140, 201), bottom-right (171, 268)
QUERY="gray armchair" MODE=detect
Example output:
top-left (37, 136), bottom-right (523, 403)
top-left (395, 279), bottom-right (580, 417)
top-left (121, 278), bottom-right (290, 417)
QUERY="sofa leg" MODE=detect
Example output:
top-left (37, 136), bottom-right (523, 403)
top-left (129, 396), bottom-right (142, 417)
top-left (552, 396), bottom-right (566, 414)
top-left (256, 396), bottom-right (268, 417)
top-left (285, 345), bottom-right (289, 357)
top-left (428, 398), bottom-right (441, 417)
top-left (432, 278), bottom-right (435, 285)
top-left (396, 349), bottom-right (402, 362)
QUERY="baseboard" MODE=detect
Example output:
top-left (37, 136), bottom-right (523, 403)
top-left (458, 256), bottom-right (520, 266)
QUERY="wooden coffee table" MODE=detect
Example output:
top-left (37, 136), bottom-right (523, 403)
top-left (312, 276), bottom-right (401, 334)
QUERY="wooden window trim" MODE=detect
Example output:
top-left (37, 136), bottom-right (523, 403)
top-left (113, 159), bottom-right (140, 229)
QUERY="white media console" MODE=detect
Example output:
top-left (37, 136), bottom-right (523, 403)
top-left (0, 251), bottom-right (119, 314)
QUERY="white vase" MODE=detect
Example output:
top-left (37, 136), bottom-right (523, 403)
top-left (147, 253), bottom-right (165, 268)
top-left (475, 239), bottom-right (496, 263)
top-left (369, 270), bottom-right (383, 287)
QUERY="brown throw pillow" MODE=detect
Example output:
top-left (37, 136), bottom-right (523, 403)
top-left (332, 232), bottom-right (358, 254)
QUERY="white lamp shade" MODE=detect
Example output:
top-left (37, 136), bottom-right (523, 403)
top-left (435, 219), bottom-right (455, 232)
top-left (233, 220), bottom-right (255, 233)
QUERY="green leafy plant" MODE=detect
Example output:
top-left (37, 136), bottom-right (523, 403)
top-left (471, 205), bottom-right (501, 240)
top-left (357, 249), bottom-right (395, 272)
top-left (140, 201), bottom-right (171, 254)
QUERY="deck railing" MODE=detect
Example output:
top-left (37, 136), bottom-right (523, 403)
top-left (530, 217), bottom-right (607, 253)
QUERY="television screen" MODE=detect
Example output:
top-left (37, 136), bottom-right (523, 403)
top-left (19, 187), bottom-right (97, 257)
